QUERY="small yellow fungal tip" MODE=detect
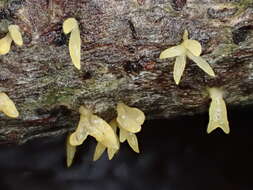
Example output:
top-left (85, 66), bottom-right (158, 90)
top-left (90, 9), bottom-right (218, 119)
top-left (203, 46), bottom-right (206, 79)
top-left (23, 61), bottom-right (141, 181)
top-left (66, 134), bottom-right (76, 167)
top-left (0, 34), bottom-right (12, 55)
top-left (116, 103), bottom-right (145, 133)
top-left (93, 143), bottom-right (106, 161)
top-left (0, 92), bottom-right (19, 118)
top-left (63, 18), bottom-right (78, 34)
top-left (207, 88), bottom-right (230, 134)
top-left (183, 30), bottom-right (188, 41)
top-left (127, 133), bottom-right (140, 153)
top-left (8, 25), bottom-right (23, 46)
top-left (63, 18), bottom-right (81, 70)
top-left (159, 29), bottom-right (215, 85)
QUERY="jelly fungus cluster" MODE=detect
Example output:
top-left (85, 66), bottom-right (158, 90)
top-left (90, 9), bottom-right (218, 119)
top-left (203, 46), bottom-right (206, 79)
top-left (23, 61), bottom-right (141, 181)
top-left (0, 19), bottom-right (232, 167)
top-left (66, 103), bottom-right (145, 167)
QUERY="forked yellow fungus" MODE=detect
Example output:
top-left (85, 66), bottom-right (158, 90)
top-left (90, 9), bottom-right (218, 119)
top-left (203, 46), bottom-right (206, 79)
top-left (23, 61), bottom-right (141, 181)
top-left (66, 106), bottom-right (119, 166)
top-left (0, 92), bottom-right (19, 118)
top-left (69, 106), bottom-right (119, 149)
top-left (0, 25), bottom-right (23, 55)
top-left (116, 102), bottom-right (145, 153)
top-left (207, 88), bottom-right (230, 134)
top-left (66, 134), bottom-right (76, 167)
top-left (93, 120), bottom-right (119, 161)
top-left (63, 18), bottom-right (81, 70)
top-left (93, 103), bottom-right (145, 161)
top-left (159, 30), bottom-right (215, 85)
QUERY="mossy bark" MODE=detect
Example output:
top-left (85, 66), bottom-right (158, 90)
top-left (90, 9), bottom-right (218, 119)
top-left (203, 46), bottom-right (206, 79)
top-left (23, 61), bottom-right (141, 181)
top-left (0, 0), bottom-right (252, 144)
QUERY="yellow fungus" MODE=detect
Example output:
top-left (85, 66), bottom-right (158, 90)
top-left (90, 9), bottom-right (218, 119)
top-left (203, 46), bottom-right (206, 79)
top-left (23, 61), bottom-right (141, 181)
top-left (63, 18), bottom-right (78, 34)
top-left (8, 25), bottom-right (23, 46)
top-left (207, 88), bottom-right (230, 134)
top-left (0, 34), bottom-right (12, 55)
top-left (69, 28), bottom-right (81, 70)
top-left (66, 134), bottom-right (76, 167)
top-left (93, 142), bottom-right (106, 161)
top-left (93, 103), bottom-right (145, 160)
top-left (0, 92), bottom-right (19, 118)
top-left (0, 24), bottom-right (23, 55)
top-left (93, 119), bottom-right (119, 161)
top-left (116, 103), bottom-right (145, 153)
top-left (63, 18), bottom-right (81, 70)
top-left (69, 106), bottom-right (119, 149)
top-left (173, 54), bottom-right (186, 85)
top-left (187, 51), bottom-right (215, 77)
top-left (159, 30), bottom-right (215, 85)
top-left (159, 45), bottom-right (186, 59)
top-left (116, 103), bottom-right (145, 133)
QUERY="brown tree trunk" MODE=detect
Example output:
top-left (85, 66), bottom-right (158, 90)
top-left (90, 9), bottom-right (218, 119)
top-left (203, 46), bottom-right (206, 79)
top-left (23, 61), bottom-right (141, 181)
top-left (0, 0), bottom-right (252, 144)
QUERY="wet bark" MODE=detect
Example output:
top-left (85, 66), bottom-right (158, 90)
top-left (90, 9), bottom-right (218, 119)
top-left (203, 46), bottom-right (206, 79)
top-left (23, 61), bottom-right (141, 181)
top-left (0, 0), bottom-right (252, 144)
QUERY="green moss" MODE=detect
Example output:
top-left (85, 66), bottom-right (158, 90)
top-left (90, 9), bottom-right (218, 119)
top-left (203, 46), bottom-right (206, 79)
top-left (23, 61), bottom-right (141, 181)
top-left (42, 88), bottom-right (79, 106)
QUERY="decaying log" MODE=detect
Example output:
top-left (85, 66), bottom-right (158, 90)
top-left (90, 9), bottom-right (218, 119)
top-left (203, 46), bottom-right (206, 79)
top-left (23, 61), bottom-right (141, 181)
top-left (0, 0), bottom-right (252, 144)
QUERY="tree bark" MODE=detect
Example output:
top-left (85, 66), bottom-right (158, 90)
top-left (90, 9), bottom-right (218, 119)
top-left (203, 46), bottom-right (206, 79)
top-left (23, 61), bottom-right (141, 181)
top-left (0, 0), bottom-right (252, 144)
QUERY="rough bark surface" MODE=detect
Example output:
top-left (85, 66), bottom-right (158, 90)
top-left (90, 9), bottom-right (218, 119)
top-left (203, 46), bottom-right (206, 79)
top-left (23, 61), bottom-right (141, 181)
top-left (0, 0), bottom-right (252, 144)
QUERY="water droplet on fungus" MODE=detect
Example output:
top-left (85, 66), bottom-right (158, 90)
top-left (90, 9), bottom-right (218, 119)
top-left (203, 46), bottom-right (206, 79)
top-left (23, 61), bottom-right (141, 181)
top-left (207, 88), bottom-right (230, 134)
top-left (159, 30), bottom-right (215, 85)
top-left (0, 92), bottom-right (19, 118)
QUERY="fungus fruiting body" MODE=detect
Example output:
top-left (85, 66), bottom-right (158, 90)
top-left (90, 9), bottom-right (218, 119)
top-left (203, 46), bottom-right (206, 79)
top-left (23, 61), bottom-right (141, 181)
top-left (116, 102), bottom-right (145, 153)
top-left (66, 134), bottom-right (76, 167)
top-left (66, 106), bottom-right (119, 166)
top-left (207, 88), bottom-right (230, 134)
top-left (67, 103), bottom-right (145, 165)
top-left (159, 30), bottom-right (215, 85)
top-left (93, 103), bottom-right (145, 161)
top-left (0, 25), bottom-right (23, 55)
top-left (0, 92), bottom-right (19, 118)
top-left (69, 106), bottom-right (119, 149)
top-left (93, 120), bottom-right (119, 161)
top-left (63, 18), bottom-right (81, 70)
